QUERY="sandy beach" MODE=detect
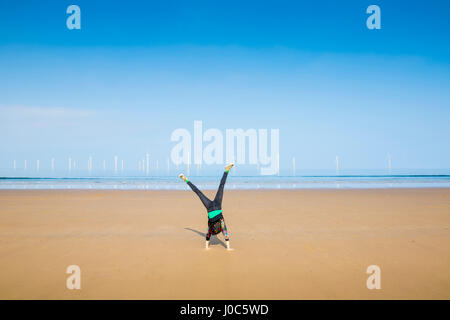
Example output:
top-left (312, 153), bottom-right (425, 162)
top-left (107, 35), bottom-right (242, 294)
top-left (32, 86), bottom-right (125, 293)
top-left (0, 188), bottom-right (449, 299)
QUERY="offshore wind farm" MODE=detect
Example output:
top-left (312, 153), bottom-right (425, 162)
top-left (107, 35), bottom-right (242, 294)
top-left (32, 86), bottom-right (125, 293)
top-left (1, 154), bottom-right (450, 190)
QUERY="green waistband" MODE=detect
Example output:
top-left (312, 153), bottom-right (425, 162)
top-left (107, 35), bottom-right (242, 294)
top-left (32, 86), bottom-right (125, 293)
top-left (208, 209), bottom-right (222, 219)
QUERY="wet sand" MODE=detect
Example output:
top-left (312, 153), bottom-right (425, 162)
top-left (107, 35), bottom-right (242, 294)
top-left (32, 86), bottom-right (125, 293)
top-left (0, 188), bottom-right (449, 299)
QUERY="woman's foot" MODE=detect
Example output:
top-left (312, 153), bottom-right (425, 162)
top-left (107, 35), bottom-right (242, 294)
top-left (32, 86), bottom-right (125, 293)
top-left (226, 241), bottom-right (234, 251)
top-left (178, 173), bottom-right (188, 182)
top-left (225, 163), bottom-right (234, 172)
top-left (205, 240), bottom-right (210, 250)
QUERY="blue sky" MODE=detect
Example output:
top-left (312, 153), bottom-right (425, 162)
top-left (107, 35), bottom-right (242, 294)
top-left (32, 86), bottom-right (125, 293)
top-left (0, 0), bottom-right (449, 174)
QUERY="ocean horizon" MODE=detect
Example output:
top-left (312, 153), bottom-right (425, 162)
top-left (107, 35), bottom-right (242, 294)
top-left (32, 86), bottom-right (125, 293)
top-left (1, 172), bottom-right (450, 190)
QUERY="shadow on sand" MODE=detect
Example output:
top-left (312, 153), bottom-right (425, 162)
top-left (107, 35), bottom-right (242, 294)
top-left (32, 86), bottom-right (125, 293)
top-left (184, 227), bottom-right (226, 248)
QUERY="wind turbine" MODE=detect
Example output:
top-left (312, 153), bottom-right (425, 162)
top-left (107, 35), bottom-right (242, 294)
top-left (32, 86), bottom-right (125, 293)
top-left (277, 152), bottom-right (280, 176)
top-left (187, 151), bottom-right (191, 176)
top-left (292, 156), bottom-right (296, 176)
top-left (335, 156), bottom-right (339, 174)
top-left (88, 155), bottom-right (92, 173)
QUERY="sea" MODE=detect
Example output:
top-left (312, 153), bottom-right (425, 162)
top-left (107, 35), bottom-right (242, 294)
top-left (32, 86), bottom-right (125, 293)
top-left (1, 169), bottom-right (450, 190)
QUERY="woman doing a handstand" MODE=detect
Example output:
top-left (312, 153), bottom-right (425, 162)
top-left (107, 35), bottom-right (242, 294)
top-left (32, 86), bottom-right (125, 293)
top-left (179, 163), bottom-right (234, 250)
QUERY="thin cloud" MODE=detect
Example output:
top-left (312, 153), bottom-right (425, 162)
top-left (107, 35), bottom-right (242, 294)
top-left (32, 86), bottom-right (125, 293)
top-left (0, 105), bottom-right (96, 119)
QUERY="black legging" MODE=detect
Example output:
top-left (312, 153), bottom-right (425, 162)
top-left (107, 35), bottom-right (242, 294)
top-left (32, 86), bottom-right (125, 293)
top-left (187, 171), bottom-right (228, 212)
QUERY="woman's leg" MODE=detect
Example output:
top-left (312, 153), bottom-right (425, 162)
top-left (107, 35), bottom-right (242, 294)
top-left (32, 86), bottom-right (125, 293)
top-left (187, 180), bottom-right (213, 209)
top-left (213, 171), bottom-right (228, 205)
top-left (180, 173), bottom-right (213, 209)
top-left (213, 163), bottom-right (234, 205)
